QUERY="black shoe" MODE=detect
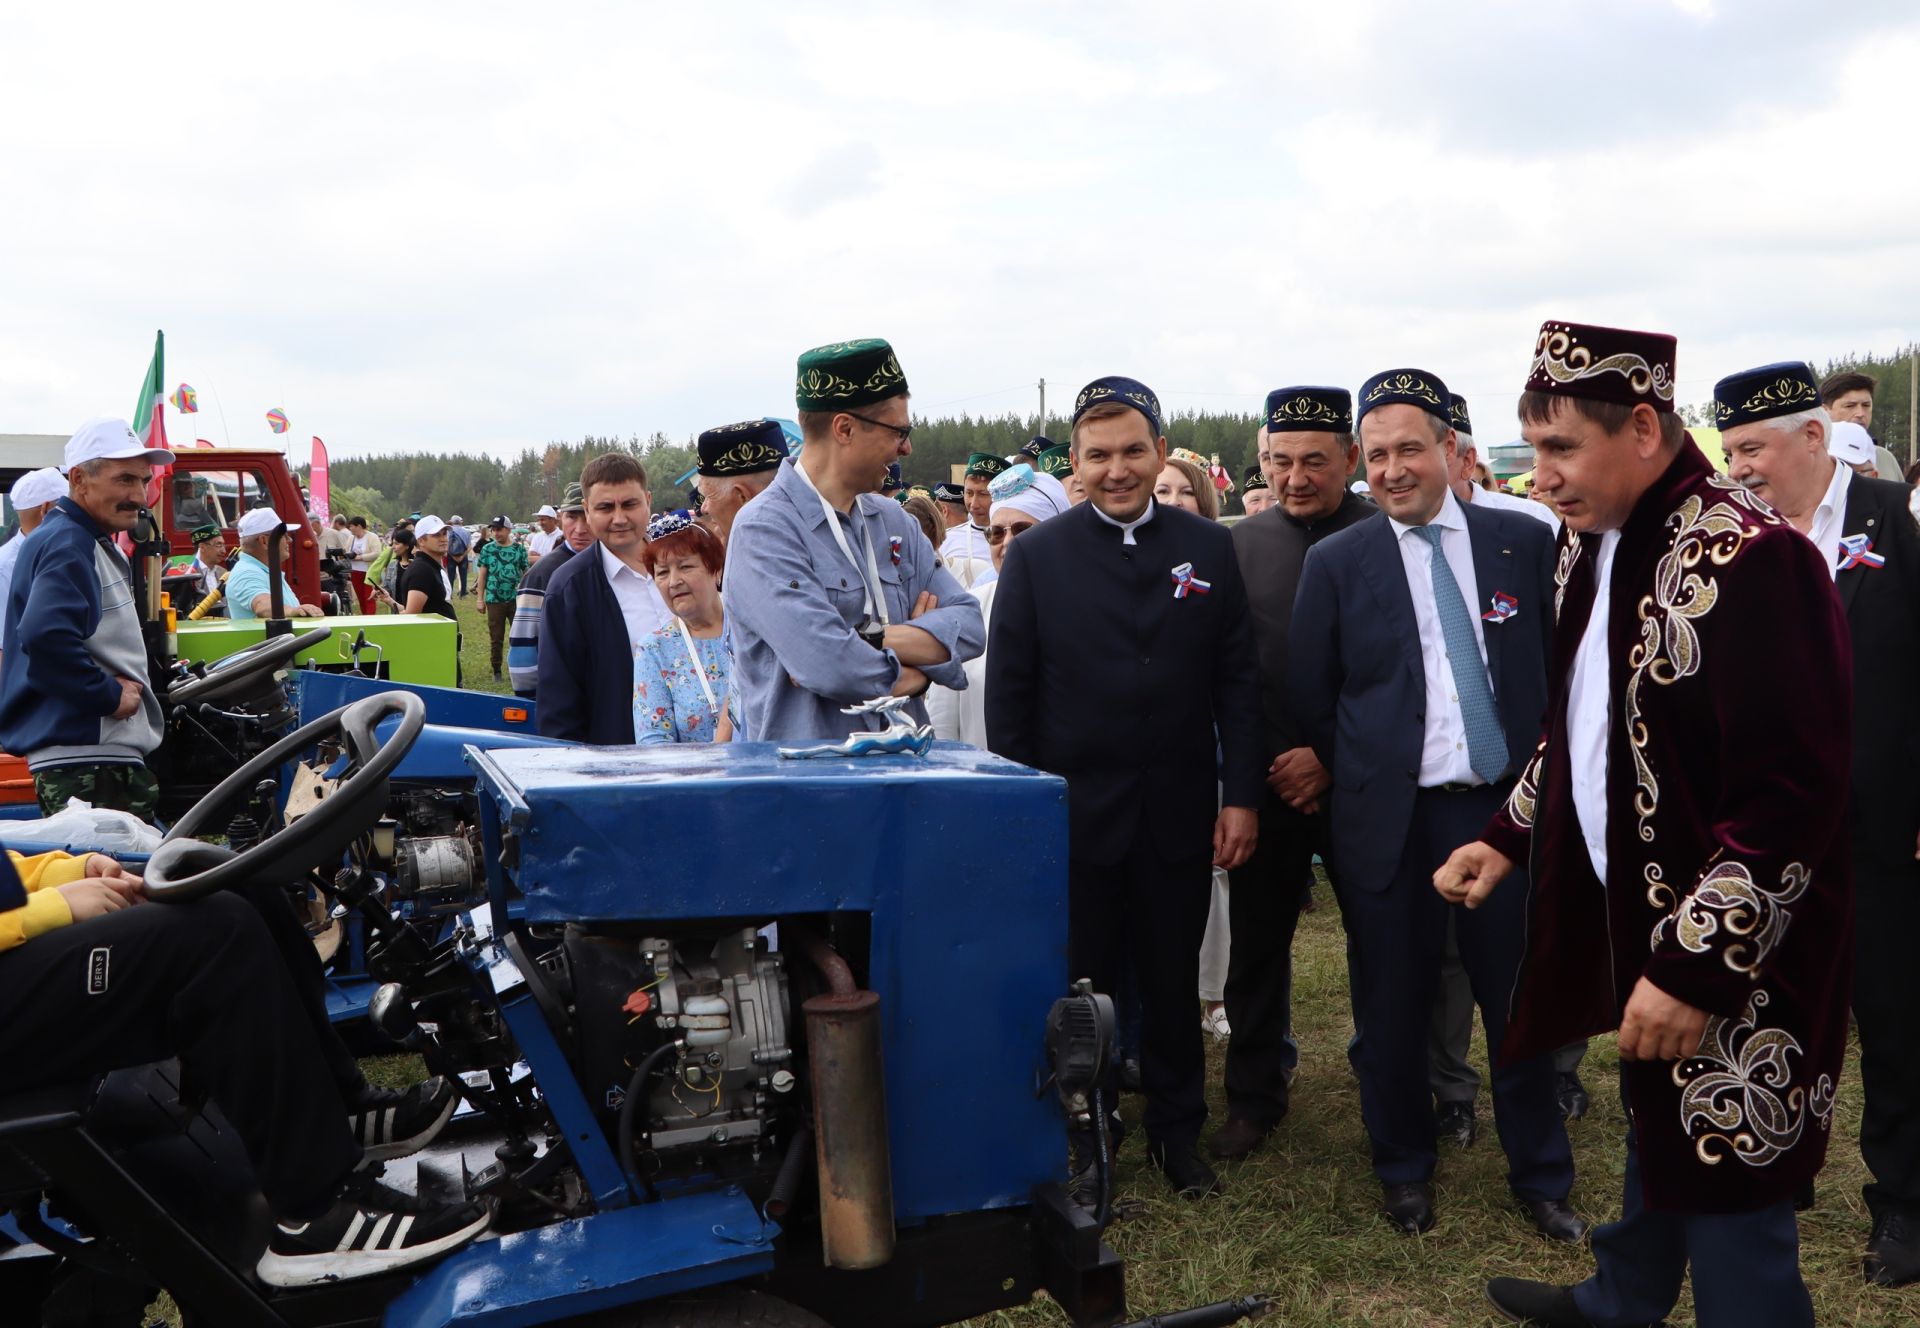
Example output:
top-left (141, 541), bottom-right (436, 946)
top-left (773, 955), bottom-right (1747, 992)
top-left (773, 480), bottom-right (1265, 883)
top-left (1484, 1279), bottom-right (1594, 1326)
top-left (1865, 1210), bottom-right (1920, 1287)
top-left (258, 1174), bottom-right (489, 1287)
top-left (1119, 1057), bottom-right (1143, 1093)
top-left (1381, 1181), bottom-right (1434, 1234)
top-left (1519, 1196), bottom-right (1588, 1244)
top-left (1435, 1100), bottom-right (1477, 1148)
top-left (1206, 1116), bottom-right (1277, 1161)
top-left (1555, 1071), bottom-right (1590, 1121)
top-left (347, 1076), bottom-right (460, 1166)
top-left (1147, 1141), bottom-right (1221, 1199)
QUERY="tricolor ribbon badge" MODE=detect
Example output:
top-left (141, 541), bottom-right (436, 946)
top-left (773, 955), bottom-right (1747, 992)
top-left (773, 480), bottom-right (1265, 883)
top-left (1482, 591), bottom-right (1519, 623)
top-left (1838, 533), bottom-right (1885, 571)
top-left (888, 535), bottom-right (903, 566)
top-left (1170, 561), bottom-right (1212, 599)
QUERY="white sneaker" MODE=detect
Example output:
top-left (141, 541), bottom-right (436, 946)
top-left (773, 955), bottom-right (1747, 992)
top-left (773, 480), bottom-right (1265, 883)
top-left (257, 1174), bottom-right (489, 1287)
top-left (1201, 1004), bottom-right (1232, 1040)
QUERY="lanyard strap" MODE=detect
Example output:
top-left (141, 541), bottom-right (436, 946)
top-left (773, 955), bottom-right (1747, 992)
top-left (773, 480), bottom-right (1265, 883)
top-left (675, 615), bottom-right (721, 714)
top-left (791, 460), bottom-right (891, 627)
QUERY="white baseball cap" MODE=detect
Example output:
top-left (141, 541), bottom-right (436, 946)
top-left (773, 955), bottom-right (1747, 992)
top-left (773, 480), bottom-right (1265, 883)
top-left (237, 508), bottom-right (300, 539)
top-left (64, 417), bottom-right (174, 471)
top-left (450, 515), bottom-right (464, 524)
top-left (9, 467), bottom-right (67, 509)
top-left (414, 514), bottom-right (448, 538)
top-left (1829, 420), bottom-right (1875, 467)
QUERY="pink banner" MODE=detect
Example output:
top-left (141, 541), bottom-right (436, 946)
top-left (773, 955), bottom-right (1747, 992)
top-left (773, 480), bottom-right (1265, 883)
top-left (309, 436), bottom-right (331, 520)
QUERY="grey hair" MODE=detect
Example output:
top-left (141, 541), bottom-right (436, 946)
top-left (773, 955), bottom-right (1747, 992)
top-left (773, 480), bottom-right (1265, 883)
top-left (1762, 405), bottom-right (1832, 437)
top-left (78, 458), bottom-right (116, 477)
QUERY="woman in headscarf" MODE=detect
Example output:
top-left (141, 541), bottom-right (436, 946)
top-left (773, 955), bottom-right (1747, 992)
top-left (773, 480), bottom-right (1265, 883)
top-left (926, 464), bottom-right (1069, 747)
top-left (632, 513), bottom-right (733, 745)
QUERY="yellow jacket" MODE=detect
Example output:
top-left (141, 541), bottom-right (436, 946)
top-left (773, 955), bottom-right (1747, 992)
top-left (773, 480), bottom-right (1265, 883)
top-left (0, 851), bottom-right (91, 953)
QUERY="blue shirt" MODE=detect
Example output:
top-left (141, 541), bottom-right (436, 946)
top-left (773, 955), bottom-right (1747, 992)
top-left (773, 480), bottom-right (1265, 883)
top-left (724, 459), bottom-right (984, 742)
top-left (224, 551), bottom-right (298, 620)
top-left (633, 620), bottom-right (732, 745)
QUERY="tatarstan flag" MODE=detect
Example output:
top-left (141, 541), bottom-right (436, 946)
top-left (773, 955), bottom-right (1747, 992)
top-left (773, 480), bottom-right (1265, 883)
top-left (132, 330), bottom-right (168, 454)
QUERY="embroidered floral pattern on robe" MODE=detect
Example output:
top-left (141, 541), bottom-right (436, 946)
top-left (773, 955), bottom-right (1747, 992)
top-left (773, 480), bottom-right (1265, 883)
top-left (1674, 990), bottom-right (1836, 1168)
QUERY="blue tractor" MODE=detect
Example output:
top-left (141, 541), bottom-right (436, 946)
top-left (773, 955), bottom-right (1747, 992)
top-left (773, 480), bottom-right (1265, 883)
top-left (0, 676), bottom-right (1271, 1328)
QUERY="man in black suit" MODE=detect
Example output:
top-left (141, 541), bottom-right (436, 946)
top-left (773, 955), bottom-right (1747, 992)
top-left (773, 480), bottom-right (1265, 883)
top-left (1720, 361), bottom-right (1920, 1288)
top-left (1289, 368), bottom-right (1579, 1240)
top-left (1211, 386), bottom-right (1376, 1161)
top-left (988, 375), bottom-right (1263, 1199)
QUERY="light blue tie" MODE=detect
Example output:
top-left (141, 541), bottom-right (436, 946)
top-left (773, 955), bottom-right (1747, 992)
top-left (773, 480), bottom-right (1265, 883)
top-left (1411, 524), bottom-right (1509, 783)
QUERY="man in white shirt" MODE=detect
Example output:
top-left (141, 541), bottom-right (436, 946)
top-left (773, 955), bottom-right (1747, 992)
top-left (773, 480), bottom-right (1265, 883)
top-left (0, 469), bottom-right (68, 644)
top-left (526, 506), bottom-right (562, 561)
top-left (937, 454), bottom-right (1003, 589)
top-left (1290, 367), bottom-right (1576, 1243)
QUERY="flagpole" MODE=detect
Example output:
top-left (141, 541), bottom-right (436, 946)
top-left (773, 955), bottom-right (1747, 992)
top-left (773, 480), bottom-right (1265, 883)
top-left (208, 384), bottom-right (233, 446)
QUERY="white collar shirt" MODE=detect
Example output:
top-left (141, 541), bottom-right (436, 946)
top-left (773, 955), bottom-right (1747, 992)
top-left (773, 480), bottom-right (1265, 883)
top-left (600, 541), bottom-right (673, 652)
top-left (1468, 482), bottom-right (1562, 534)
top-left (1804, 459), bottom-right (1851, 582)
top-left (1090, 499), bottom-right (1157, 546)
top-left (1569, 529), bottom-right (1622, 884)
top-left (1387, 491), bottom-right (1489, 788)
top-left (938, 522), bottom-right (994, 588)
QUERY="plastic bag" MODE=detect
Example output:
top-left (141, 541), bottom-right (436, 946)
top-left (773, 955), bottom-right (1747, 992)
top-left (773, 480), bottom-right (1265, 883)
top-left (4, 798), bottom-right (166, 853)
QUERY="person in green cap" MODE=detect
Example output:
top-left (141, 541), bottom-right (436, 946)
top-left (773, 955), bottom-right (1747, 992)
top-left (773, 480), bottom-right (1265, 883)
top-left (186, 521), bottom-right (229, 611)
top-left (938, 451), bottom-right (1008, 588)
top-left (726, 339), bottom-right (984, 742)
top-left (1036, 444), bottom-right (1085, 506)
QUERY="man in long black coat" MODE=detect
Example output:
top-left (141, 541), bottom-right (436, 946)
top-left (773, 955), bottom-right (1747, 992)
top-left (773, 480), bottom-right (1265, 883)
top-left (987, 375), bottom-right (1263, 1199)
top-left (1720, 360), bottom-right (1920, 1289)
top-left (1210, 387), bottom-right (1376, 1160)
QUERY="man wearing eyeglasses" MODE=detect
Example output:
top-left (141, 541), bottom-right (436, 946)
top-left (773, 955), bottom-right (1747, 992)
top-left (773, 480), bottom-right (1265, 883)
top-left (727, 339), bottom-right (984, 743)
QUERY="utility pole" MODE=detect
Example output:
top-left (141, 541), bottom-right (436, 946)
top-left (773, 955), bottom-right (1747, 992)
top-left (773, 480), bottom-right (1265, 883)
top-left (1037, 378), bottom-right (1046, 435)
top-left (1908, 343), bottom-right (1916, 468)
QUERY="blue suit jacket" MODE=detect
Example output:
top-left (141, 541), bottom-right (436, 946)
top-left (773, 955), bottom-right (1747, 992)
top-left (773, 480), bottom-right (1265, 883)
top-left (536, 547), bottom-right (636, 745)
top-left (1287, 498), bottom-right (1556, 892)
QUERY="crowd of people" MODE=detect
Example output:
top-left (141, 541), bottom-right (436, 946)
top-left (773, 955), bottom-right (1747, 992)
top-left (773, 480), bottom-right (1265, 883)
top-left (0, 328), bottom-right (1911, 1323)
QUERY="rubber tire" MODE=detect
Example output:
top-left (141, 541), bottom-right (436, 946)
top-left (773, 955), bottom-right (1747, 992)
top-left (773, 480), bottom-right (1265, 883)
top-left (606, 1288), bottom-right (833, 1328)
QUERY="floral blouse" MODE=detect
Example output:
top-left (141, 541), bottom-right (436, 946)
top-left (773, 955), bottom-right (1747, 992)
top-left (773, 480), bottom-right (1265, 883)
top-left (633, 619), bottom-right (732, 745)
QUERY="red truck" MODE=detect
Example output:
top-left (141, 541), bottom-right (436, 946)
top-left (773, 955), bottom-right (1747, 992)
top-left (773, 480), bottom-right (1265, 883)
top-left (148, 448), bottom-right (326, 610)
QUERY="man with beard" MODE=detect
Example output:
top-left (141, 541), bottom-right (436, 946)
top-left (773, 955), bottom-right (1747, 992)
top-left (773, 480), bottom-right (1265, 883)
top-left (1444, 323), bottom-right (1852, 1328)
top-left (1210, 387), bottom-right (1374, 1162)
top-left (1719, 359), bottom-right (1920, 1289)
top-left (727, 339), bottom-right (982, 743)
top-left (0, 420), bottom-right (173, 818)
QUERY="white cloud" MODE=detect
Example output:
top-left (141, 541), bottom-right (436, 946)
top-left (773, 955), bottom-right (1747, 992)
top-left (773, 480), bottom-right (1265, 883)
top-left (1, 0), bottom-right (1914, 457)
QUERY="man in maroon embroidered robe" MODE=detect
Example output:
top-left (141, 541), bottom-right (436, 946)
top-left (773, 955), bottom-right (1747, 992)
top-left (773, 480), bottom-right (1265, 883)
top-left (1439, 321), bottom-right (1852, 1328)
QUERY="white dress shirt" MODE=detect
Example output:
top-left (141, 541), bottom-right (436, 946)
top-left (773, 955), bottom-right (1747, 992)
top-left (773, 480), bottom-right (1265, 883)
top-left (1090, 499), bottom-right (1157, 546)
top-left (1569, 529), bottom-right (1621, 884)
top-left (1469, 483), bottom-right (1562, 534)
top-left (1388, 492), bottom-right (1490, 788)
top-left (1803, 459), bottom-right (1851, 581)
top-left (600, 542), bottom-right (673, 652)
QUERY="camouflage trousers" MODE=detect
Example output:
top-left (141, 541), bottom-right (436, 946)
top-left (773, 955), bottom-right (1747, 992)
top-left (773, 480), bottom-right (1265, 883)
top-left (34, 762), bottom-right (161, 823)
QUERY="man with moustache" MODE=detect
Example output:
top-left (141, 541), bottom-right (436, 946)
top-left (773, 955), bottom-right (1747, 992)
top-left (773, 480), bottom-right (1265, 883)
top-left (538, 455), bottom-right (673, 743)
top-left (1290, 370), bottom-right (1576, 1240)
top-left (1209, 387), bottom-right (1374, 1162)
top-left (987, 376), bottom-right (1262, 1199)
top-left (1719, 360), bottom-right (1920, 1288)
top-left (727, 339), bottom-right (982, 743)
top-left (0, 420), bottom-right (173, 818)
top-left (1440, 324), bottom-right (1851, 1328)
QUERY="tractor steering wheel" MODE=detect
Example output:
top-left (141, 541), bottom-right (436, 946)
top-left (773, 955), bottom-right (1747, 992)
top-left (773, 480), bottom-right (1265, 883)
top-left (168, 627), bottom-right (329, 709)
top-left (144, 691), bottom-right (426, 902)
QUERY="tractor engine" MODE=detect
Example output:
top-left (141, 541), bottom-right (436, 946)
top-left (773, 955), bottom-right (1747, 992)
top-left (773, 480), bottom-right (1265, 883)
top-left (564, 925), bottom-right (795, 1176)
top-left (368, 789), bottom-right (483, 915)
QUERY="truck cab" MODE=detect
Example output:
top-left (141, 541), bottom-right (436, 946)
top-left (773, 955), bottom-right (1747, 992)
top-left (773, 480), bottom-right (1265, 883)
top-left (150, 448), bottom-right (323, 609)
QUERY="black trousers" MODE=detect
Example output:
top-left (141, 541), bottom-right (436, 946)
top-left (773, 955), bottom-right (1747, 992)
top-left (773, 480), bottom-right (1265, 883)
top-left (0, 880), bottom-right (364, 1218)
top-left (1856, 853), bottom-right (1920, 1222)
top-left (1337, 784), bottom-right (1572, 1200)
top-left (1222, 792), bottom-right (1315, 1126)
top-left (1069, 826), bottom-right (1212, 1149)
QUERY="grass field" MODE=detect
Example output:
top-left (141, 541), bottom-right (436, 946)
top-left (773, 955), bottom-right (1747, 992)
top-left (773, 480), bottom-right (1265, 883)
top-left (345, 596), bottom-right (1920, 1325)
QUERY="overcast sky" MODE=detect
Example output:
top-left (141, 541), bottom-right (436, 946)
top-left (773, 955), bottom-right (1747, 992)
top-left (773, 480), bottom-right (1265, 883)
top-left (4, 1), bottom-right (1916, 458)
